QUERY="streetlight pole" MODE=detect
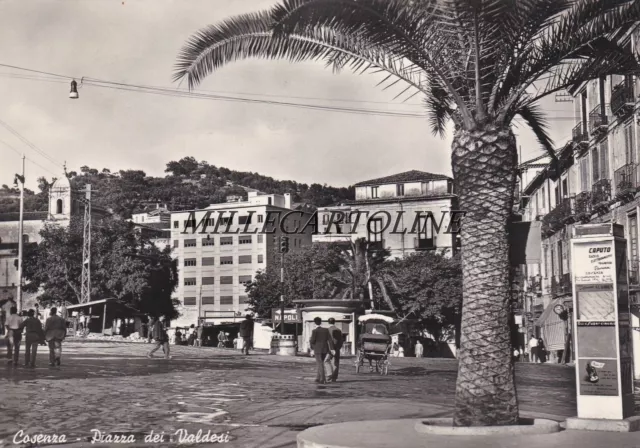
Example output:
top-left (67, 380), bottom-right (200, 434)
top-left (16, 155), bottom-right (25, 312)
top-left (280, 251), bottom-right (285, 334)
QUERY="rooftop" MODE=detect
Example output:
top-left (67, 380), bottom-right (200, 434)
top-left (353, 170), bottom-right (450, 187)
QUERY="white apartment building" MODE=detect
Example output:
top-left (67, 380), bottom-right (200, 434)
top-left (130, 204), bottom-right (170, 224)
top-left (171, 192), bottom-right (313, 327)
top-left (313, 170), bottom-right (458, 258)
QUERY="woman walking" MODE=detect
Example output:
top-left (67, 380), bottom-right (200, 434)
top-left (44, 307), bottom-right (67, 367)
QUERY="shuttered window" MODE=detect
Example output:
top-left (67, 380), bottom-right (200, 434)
top-left (220, 296), bottom-right (233, 305)
top-left (239, 255), bottom-right (251, 264)
top-left (239, 275), bottom-right (252, 284)
top-left (220, 276), bottom-right (233, 285)
top-left (183, 297), bottom-right (196, 306)
top-left (202, 277), bottom-right (215, 285)
top-left (202, 257), bottom-right (215, 266)
top-left (202, 296), bottom-right (215, 305)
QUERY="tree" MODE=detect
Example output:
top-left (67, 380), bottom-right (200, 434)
top-left (22, 217), bottom-right (179, 319)
top-left (173, 0), bottom-right (640, 426)
top-left (380, 251), bottom-right (462, 346)
top-left (245, 242), bottom-right (360, 317)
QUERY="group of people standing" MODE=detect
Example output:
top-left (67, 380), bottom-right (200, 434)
top-left (513, 335), bottom-right (548, 363)
top-left (310, 317), bottom-right (343, 384)
top-left (2, 298), bottom-right (67, 368)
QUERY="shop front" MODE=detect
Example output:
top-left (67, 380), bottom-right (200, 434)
top-left (294, 299), bottom-right (365, 355)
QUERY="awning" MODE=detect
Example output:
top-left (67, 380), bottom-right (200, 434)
top-left (535, 297), bottom-right (566, 327)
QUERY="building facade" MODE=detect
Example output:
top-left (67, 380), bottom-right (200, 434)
top-left (313, 170), bottom-right (458, 258)
top-left (170, 192), bottom-right (313, 327)
top-left (518, 26), bottom-right (640, 374)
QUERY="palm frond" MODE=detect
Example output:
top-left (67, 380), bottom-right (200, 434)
top-left (513, 103), bottom-right (556, 160)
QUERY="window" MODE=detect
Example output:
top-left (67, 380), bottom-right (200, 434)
top-left (173, 240), bottom-right (179, 248)
top-left (184, 278), bottom-right (196, 286)
top-left (239, 275), bottom-right (252, 284)
top-left (624, 121), bottom-right (635, 164)
top-left (368, 218), bottom-right (383, 243)
top-left (202, 237), bottom-right (215, 247)
top-left (258, 215), bottom-right (264, 223)
top-left (220, 276), bottom-right (233, 285)
top-left (173, 221), bottom-right (179, 229)
top-left (543, 247), bottom-right (548, 277)
top-left (396, 184), bottom-right (404, 196)
top-left (141, 216), bottom-right (145, 223)
top-left (220, 216), bottom-right (233, 226)
top-left (220, 296), bottom-right (233, 305)
top-left (220, 236), bottom-right (233, 245)
top-left (184, 239), bottom-right (196, 248)
top-left (202, 277), bottom-right (215, 285)
top-left (202, 296), bottom-right (215, 305)
top-left (541, 185), bottom-right (546, 208)
top-left (268, 198), bottom-right (272, 205)
top-left (238, 215), bottom-right (252, 225)
top-left (258, 234), bottom-right (264, 243)
top-left (56, 199), bottom-right (63, 214)
top-left (220, 256), bottom-right (233, 265)
top-left (183, 297), bottom-right (196, 306)
top-left (240, 295), bottom-right (250, 304)
top-left (557, 241), bottom-right (563, 276)
top-left (562, 178), bottom-right (569, 198)
top-left (599, 141), bottom-right (609, 180)
top-left (371, 186), bottom-right (379, 198)
top-left (592, 146), bottom-right (600, 182)
top-left (554, 185), bottom-right (560, 207)
top-left (184, 219), bottom-right (195, 229)
top-left (415, 215), bottom-right (435, 249)
top-left (184, 258), bottom-right (197, 267)
top-left (258, 254), bottom-right (264, 263)
top-left (206, 218), bottom-right (215, 227)
top-left (580, 156), bottom-right (589, 192)
top-left (239, 255), bottom-right (251, 264)
top-left (323, 214), bottom-right (329, 225)
top-left (239, 236), bottom-right (252, 244)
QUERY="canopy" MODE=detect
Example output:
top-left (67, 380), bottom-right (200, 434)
top-left (358, 314), bottom-right (394, 323)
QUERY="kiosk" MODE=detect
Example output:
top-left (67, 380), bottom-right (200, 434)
top-left (569, 223), bottom-right (635, 422)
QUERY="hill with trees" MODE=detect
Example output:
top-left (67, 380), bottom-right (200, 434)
top-left (2, 156), bottom-right (354, 217)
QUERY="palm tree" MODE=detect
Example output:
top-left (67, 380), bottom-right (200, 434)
top-left (174, 0), bottom-right (640, 426)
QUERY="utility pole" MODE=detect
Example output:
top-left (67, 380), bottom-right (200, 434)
top-left (80, 184), bottom-right (92, 304)
top-left (279, 236), bottom-right (289, 333)
top-left (16, 155), bottom-right (25, 312)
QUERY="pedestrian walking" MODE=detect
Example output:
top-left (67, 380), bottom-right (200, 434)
top-left (5, 306), bottom-right (23, 366)
top-left (415, 340), bottom-right (424, 358)
top-left (528, 335), bottom-right (539, 363)
top-left (1, 297), bottom-right (16, 337)
top-left (538, 338), bottom-right (547, 363)
top-left (239, 314), bottom-right (254, 355)
top-left (44, 307), bottom-right (67, 367)
top-left (327, 318), bottom-right (343, 382)
top-left (309, 317), bottom-right (334, 384)
top-left (195, 325), bottom-right (203, 347)
top-left (23, 309), bottom-right (45, 368)
top-left (147, 316), bottom-right (170, 359)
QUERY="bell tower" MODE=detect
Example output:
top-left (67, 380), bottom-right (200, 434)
top-left (49, 174), bottom-right (72, 222)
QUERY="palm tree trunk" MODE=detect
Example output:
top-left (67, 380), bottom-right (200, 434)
top-left (451, 125), bottom-right (519, 426)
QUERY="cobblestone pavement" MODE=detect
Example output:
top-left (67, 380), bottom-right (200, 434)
top-left (0, 340), bottom-right (636, 448)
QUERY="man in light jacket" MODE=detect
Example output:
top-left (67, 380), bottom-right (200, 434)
top-left (44, 307), bottom-right (67, 367)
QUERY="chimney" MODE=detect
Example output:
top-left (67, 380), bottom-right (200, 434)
top-left (284, 193), bottom-right (292, 209)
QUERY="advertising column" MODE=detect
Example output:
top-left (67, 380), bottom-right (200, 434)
top-left (571, 223), bottom-right (635, 420)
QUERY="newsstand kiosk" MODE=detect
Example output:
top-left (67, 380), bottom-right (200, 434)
top-left (567, 223), bottom-right (637, 430)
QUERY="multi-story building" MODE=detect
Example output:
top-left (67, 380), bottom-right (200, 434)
top-left (130, 203), bottom-right (170, 225)
top-left (518, 26), bottom-right (640, 373)
top-left (314, 170), bottom-right (458, 258)
top-left (170, 192), bottom-right (313, 327)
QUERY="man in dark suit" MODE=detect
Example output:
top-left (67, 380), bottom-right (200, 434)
top-left (239, 314), bottom-right (254, 355)
top-left (310, 317), bottom-right (335, 384)
top-left (327, 318), bottom-right (343, 382)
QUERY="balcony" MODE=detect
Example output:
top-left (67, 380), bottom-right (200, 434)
top-left (414, 237), bottom-right (436, 250)
top-left (541, 198), bottom-right (574, 237)
top-left (550, 273), bottom-right (572, 297)
top-left (629, 259), bottom-right (639, 285)
top-left (367, 239), bottom-right (386, 251)
top-left (591, 178), bottom-right (611, 206)
top-left (614, 163), bottom-right (638, 199)
top-left (611, 82), bottom-right (635, 118)
top-left (589, 105), bottom-right (608, 140)
top-left (574, 191), bottom-right (592, 220)
top-left (572, 122), bottom-right (588, 147)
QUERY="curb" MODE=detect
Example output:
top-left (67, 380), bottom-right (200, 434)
top-left (566, 416), bottom-right (640, 432)
top-left (414, 417), bottom-right (560, 436)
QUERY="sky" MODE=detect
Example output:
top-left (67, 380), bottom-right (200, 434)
top-left (0, 0), bottom-right (576, 192)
